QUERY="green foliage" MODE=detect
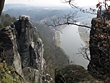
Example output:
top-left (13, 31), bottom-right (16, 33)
top-left (35, 23), bottom-right (68, 78)
top-left (0, 14), bottom-right (16, 28)
top-left (0, 60), bottom-right (22, 83)
top-left (0, 23), bottom-right (4, 28)
top-left (33, 34), bottom-right (39, 43)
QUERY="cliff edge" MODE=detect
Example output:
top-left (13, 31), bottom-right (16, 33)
top-left (0, 15), bottom-right (46, 83)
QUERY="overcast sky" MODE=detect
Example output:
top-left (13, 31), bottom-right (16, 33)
top-left (5, 0), bottom-right (109, 7)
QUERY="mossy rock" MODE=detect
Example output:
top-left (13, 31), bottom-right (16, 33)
top-left (0, 60), bottom-right (22, 83)
top-left (33, 34), bottom-right (39, 44)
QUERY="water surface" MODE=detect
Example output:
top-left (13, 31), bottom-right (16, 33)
top-left (60, 25), bottom-right (89, 69)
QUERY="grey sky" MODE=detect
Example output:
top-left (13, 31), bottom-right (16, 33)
top-left (5, 0), bottom-right (68, 6)
top-left (5, 0), bottom-right (109, 7)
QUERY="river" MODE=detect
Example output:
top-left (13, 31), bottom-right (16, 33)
top-left (60, 25), bottom-right (89, 69)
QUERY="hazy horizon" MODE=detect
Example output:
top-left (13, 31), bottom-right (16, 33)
top-left (5, 0), bottom-right (102, 7)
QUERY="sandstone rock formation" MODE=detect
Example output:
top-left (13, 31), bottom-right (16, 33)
top-left (0, 15), bottom-right (45, 83)
top-left (88, 6), bottom-right (110, 81)
top-left (88, 17), bottom-right (110, 80)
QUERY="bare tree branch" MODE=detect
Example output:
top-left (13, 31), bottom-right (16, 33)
top-left (45, 12), bottom-right (91, 28)
top-left (64, 0), bottom-right (97, 15)
top-left (77, 46), bottom-right (90, 61)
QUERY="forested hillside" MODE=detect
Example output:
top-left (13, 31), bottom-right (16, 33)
top-left (35, 23), bottom-right (69, 77)
top-left (0, 14), bottom-right (16, 28)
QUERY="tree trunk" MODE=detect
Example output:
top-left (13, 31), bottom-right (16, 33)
top-left (0, 0), bottom-right (5, 16)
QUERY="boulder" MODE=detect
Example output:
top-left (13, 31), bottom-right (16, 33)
top-left (55, 64), bottom-right (103, 83)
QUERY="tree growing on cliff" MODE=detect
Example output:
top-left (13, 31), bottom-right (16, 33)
top-left (46, 0), bottom-right (110, 28)
top-left (0, 14), bottom-right (16, 28)
top-left (1, 0), bottom-right (110, 82)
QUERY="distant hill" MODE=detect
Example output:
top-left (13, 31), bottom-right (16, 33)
top-left (3, 4), bottom-right (32, 11)
top-left (3, 4), bottom-right (96, 23)
top-left (3, 4), bottom-right (72, 22)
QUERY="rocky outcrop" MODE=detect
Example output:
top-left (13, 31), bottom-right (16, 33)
top-left (55, 64), bottom-right (103, 83)
top-left (88, 18), bottom-right (110, 80)
top-left (88, 7), bottom-right (110, 81)
top-left (0, 15), bottom-right (46, 83)
top-left (0, 0), bottom-right (5, 15)
top-left (0, 60), bottom-right (23, 83)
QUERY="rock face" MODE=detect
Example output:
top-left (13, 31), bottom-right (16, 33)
top-left (0, 15), bottom-right (45, 83)
top-left (55, 64), bottom-right (103, 83)
top-left (88, 7), bottom-right (110, 81)
top-left (88, 18), bottom-right (110, 80)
